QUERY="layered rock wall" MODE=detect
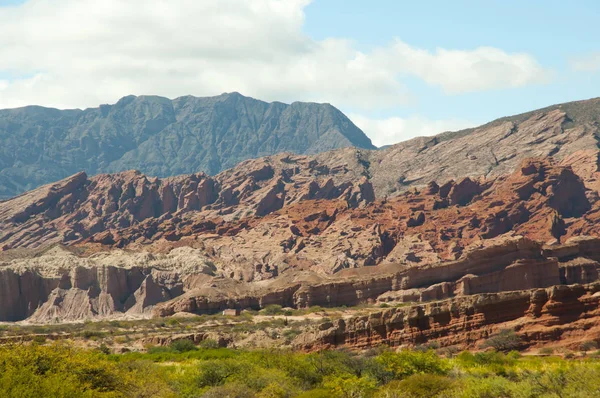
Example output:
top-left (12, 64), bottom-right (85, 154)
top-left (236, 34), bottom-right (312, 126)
top-left (295, 282), bottom-right (600, 351)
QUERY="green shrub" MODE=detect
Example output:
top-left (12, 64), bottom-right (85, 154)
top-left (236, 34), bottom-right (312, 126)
top-left (261, 304), bottom-right (284, 315)
top-left (81, 330), bottom-right (106, 340)
top-left (199, 339), bottom-right (220, 349)
top-left (32, 335), bottom-right (47, 344)
top-left (283, 328), bottom-right (302, 344)
top-left (455, 350), bottom-right (518, 377)
top-left (0, 343), bottom-right (174, 397)
top-left (580, 341), bottom-right (598, 353)
top-left (169, 339), bottom-right (197, 353)
top-left (4, 334), bottom-right (600, 398)
top-left (377, 374), bottom-right (453, 398)
top-left (481, 329), bottom-right (522, 352)
top-left (196, 359), bottom-right (248, 387)
top-left (452, 375), bottom-right (515, 398)
top-left (375, 350), bottom-right (450, 381)
top-left (98, 343), bottom-right (111, 355)
top-left (296, 389), bottom-right (331, 398)
top-left (202, 382), bottom-right (254, 398)
top-left (323, 374), bottom-right (377, 398)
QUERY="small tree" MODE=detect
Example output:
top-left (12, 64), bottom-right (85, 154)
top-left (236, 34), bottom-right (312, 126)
top-left (375, 350), bottom-right (450, 381)
top-left (580, 341), bottom-right (598, 354)
top-left (199, 339), bottom-right (220, 349)
top-left (98, 343), bottom-right (111, 355)
top-left (323, 374), bottom-right (377, 398)
top-left (261, 304), bottom-right (284, 315)
top-left (481, 329), bottom-right (522, 352)
top-left (377, 374), bottom-right (453, 398)
top-left (169, 339), bottom-right (197, 353)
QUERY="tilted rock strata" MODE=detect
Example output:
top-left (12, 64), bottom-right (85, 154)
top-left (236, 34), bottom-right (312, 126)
top-left (152, 236), bottom-right (600, 317)
top-left (3, 151), bottom-right (600, 323)
top-left (3, 234), bottom-right (599, 323)
top-left (0, 154), bottom-right (375, 250)
top-left (0, 155), bottom-right (593, 282)
top-left (294, 282), bottom-right (600, 352)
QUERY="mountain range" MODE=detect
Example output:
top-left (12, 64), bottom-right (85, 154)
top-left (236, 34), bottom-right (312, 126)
top-left (2, 95), bottom-right (600, 353)
top-left (0, 92), bottom-right (375, 199)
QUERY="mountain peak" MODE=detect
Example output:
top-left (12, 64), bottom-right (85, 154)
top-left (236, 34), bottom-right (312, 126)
top-left (0, 93), bottom-right (374, 199)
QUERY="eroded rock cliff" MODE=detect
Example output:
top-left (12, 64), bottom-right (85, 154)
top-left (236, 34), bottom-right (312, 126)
top-left (2, 99), bottom-right (600, 346)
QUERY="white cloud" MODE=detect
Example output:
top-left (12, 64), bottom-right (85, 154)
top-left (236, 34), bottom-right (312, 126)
top-left (0, 0), bottom-right (550, 111)
top-left (370, 40), bottom-right (552, 94)
top-left (570, 53), bottom-right (600, 72)
top-left (349, 113), bottom-right (474, 147)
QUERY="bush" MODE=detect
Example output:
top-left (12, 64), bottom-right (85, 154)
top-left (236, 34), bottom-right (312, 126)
top-left (323, 374), bottom-right (377, 398)
top-left (456, 350), bottom-right (517, 368)
top-left (32, 335), bottom-right (47, 344)
top-left (261, 304), bottom-right (284, 315)
top-left (296, 389), bottom-right (331, 398)
top-left (0, 343), bottom-right (174, 397)
top-left (199, 339), bottom-right (220, 349)
top-left (196, 359), bottom-right (247, 388)
top-left (98, 343), bottom-right (111, 355)
top-left (580, 341), bottom-right (598, 353)
top-left (5, 335), bottom-right (600, 398)
top-left (376, 374), bottom-right (453, 398)
top-left (169, 339), bottom-right (197, 353)
top-left (202, 382), bottom-right (254, 398)
top-left (375, 350), bottom-right (450, 381)
top-left (481, 329), bottom-right (522, 352)
top-left (453, 375), bottom-right (515, 398)
top-left (81, 330), bottom-right (106, 340)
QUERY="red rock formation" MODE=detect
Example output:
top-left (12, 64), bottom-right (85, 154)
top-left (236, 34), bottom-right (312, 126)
top-left (0, 154), bottom-right (375, 250)
top-left (294, 282), bottom-right (600, 352)
top-left (152, 236), bottom-right (598, 318)
top-left (3, 145), bottom-right (600, 330)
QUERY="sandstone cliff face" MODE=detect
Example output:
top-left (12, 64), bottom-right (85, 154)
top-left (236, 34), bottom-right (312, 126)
top-left (152, 235), bottom-right (599, 318)
top-left (294, 282), bottom-right (600, 352)
top-left (0, 247), bottom-right (213, 322)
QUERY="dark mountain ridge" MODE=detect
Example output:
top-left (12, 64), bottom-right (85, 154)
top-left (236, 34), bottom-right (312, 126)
top-left (0, 92), bottom-right (375, 198)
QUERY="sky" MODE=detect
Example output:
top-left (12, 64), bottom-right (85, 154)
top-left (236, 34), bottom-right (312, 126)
top-left (0, 0), bottom-right (599, 147)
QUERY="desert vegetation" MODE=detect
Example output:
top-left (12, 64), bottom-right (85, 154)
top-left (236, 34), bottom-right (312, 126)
top-left (2, 342), bottom-right (600, 397)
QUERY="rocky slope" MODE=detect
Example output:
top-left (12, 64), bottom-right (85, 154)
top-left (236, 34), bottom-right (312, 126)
top-left (0, 92), bottom-right (375, 198)
top-left (3, 150), bottom-right (600, 324)
top-left (0, 153), bottom-right (374, 250)
top-left (348, 98), bottom-right (600, 197)
top-left (2, 96), bottom-right (600, 354)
